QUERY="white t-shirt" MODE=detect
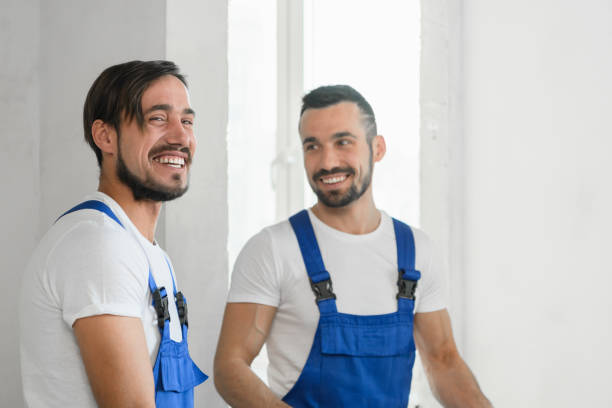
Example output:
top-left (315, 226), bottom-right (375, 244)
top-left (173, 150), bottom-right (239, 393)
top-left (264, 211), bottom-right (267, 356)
top-left (20, 192), bottom-right (183, 408)
top-left (228, 209), bottom-right (446, 398)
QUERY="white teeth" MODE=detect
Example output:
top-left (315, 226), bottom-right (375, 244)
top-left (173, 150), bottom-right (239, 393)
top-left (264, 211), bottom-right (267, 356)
top-left (322, 175), bottom-right (346, 184)
top-left (155, 156), bottom-right (185, 166)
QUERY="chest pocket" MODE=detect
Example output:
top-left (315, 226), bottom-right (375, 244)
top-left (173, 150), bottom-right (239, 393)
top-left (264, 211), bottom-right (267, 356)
top-left (319, 307), bottom-right (415, 357)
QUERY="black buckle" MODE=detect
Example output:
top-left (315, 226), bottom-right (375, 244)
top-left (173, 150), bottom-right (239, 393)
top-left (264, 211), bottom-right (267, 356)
top-left (310, 278), bottom-right (336, 303)
top-left (397, 270), bottom-right (418, 300)
top-left (152, 287), bottom-right (170, 328)
top-left (176, 291), bottom-right (188, 327)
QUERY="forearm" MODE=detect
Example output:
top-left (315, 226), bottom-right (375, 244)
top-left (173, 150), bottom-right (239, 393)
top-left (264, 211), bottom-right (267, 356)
top-left (214, 357), bottom-right (290, 408)
top-left (424, 353), bottom-right (492, 408)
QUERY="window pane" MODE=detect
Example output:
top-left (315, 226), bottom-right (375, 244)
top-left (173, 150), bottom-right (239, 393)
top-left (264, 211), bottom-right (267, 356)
top-left (228, 0), bottom-right (277, 384)
top-left (303, 0), bottom-right (421, 226)
top-left (228, 0), bottom-right (277, 267)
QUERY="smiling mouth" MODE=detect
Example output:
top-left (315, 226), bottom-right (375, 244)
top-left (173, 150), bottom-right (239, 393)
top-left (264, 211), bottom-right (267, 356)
top-left (153, 155), bottom-right (186, 168)
top-left (320, 174), bottom-right (348, 185)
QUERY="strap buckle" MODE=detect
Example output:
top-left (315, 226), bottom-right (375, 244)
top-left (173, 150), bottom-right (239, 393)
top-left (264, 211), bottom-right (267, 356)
top-left (397, 270), bottom-right (418, 300)
top-left (310, 277), bottom-right (336, 303)
top-left (176, 291), bottom-right (188, 327)
top-left (152, 287), bottom-right (170, 329)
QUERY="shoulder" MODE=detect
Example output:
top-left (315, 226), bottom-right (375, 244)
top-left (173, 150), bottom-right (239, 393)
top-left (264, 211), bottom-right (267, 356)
top-left (383, 213), bottom-right (433, 252)
top-left (229, 219), bottom-right (300, 306)
top-left (238, 219), bottom-right (296, 260)
top-left (410, 226), bottom-right (434, 258)
top-left (45, 212), bottom-right (148, 292)
top-left (53, 211), bottom-right (144, 262)
top-left (383, 216), bottom-right (447, 313)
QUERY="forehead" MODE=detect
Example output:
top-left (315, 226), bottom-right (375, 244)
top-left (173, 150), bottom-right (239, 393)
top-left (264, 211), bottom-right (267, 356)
top-left (141, 75), bottom-right (191, 109)
top-left (299, 101), bottom-right (366, 138)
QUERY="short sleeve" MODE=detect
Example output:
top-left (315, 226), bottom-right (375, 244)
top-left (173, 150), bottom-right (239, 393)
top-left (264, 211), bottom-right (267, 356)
top-left (413, 228), bottom-right (447, 313)
top-left (228, 229), bottom-right (281, 307)
top-left (49, 221), bottom-right (149, 327)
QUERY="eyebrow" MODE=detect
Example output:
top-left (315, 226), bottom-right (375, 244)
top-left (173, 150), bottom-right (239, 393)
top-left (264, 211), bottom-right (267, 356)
top-left (302, 136), bottom-right (317, 145)
top-left (144, 104), bottom-right (196, 116)
top-left (301, 131), bottom-right (357, 145)
top-left (332, 131), bottom-right (356, 139)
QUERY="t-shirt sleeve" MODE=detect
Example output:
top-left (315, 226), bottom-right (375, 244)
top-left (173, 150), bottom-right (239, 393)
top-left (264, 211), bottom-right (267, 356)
top-left (49, 222), bottom-right (149, 327)
top-left (227, 229), bottom-right (281, 307)
top-left (413, 228), bottom-right (447, 313)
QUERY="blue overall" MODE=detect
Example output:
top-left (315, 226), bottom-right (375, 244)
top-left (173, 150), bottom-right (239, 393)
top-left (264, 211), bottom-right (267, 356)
top-left (282, 210), bottom-right (421, 407)
top-left (58, 200), bottom-right (208, 407)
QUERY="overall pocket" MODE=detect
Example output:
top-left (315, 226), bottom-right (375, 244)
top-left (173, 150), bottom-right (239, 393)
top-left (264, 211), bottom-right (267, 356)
top-left (319, 310), bottom-right (415, 357)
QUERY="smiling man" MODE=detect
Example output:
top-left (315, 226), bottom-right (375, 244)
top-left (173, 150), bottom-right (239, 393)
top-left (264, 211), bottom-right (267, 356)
top-left (20, 61), bottom-right (207, 408)
top-left (214, 85), bottom-right (492, 407)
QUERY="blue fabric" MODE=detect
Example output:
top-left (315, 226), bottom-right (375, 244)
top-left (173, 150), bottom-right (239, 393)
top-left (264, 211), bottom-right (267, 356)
top-left (58, 200), bottom-right (207, 407)
top-left (393, 218), bottom-right (422, 282)
top-left (283, 210), bottom-right (420, 407)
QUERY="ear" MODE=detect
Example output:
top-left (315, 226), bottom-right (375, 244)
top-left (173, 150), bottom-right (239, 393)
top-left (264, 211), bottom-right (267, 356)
top-left (372, 134), bottom-right (386, 163)
top-left (91, 119), bottom-right (117, 156)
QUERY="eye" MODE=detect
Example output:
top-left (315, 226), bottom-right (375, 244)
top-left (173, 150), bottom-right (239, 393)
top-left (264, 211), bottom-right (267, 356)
top-left (182, 118), bottom-right (194, 126)
top-left (337, 138), bottom-right (351, 146)
top-left (304, 144), bottom-right (318, 151)
top-left (149, 115), bottom-right (166, 123)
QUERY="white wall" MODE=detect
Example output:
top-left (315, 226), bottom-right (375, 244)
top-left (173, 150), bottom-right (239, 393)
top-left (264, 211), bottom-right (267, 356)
top-left (1, 1), bottom-right (228, 406)
top-left (38, 0), bottom-right (168, 231)
top-left (417, 0), bottom-right (464, 406)
top-left (0, 1), bottom-right (40, 407)
top-left (165, 1), bottom-right (229, 405)
top-left (461, 1), bottom-right (612, 406)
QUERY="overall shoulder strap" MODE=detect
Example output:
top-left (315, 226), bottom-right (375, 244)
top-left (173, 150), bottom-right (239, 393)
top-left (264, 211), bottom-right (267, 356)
top-left (57, 200), bottom-right (125, 228)
top-left (289, 210), bottom-right (337, 314)
top-left (392, 218), bottom-right (421, 305)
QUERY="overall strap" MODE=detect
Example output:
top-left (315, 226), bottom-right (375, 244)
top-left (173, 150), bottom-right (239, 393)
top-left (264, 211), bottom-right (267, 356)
top-left (392, 219), bottom-right (421, 311)
top-left (57, 200), bottom-right (124, 228)
top-left (289, 210), bottom-right (337, 314)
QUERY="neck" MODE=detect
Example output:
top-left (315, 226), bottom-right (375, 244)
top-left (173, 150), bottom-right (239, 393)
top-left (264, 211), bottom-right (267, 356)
top-left (98, 173), bottom-right (161, 243)
top-left (311, 191), bottom-right (380, 235)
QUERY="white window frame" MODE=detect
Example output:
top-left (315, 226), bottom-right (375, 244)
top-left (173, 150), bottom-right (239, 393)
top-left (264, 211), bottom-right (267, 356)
top-left (273, 0), bottom-right (306, 221)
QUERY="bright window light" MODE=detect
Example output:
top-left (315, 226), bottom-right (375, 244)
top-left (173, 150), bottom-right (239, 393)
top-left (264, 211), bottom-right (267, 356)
top-left (304, 0), bottom-right (421, 226)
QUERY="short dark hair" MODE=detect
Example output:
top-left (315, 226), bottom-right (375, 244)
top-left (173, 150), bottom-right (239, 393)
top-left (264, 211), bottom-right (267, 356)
top-left (83, 60), bottom-right (187, 166)
top-left (300, 85), bottom-right (377, 141)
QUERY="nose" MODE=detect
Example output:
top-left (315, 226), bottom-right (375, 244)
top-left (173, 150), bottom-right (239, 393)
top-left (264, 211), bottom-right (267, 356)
top-left (318, 145), bottom-right (341, 171)
top-left (165, 116), bottom-right (193, 147)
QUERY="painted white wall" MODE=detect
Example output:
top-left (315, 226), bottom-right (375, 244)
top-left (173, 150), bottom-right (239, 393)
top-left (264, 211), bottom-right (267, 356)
top-left (165, 1), bottom-right (229, 406)
top-left (461, 1), bottom-right (612, 406)
top-left (38, 0), bottom-right (168, 231)
top-left (418, 0), bottom-right (464, 406)
top-left (1, 1), bottom-right (229, 405)
top-left (0, 1), bottom-right (40, 407)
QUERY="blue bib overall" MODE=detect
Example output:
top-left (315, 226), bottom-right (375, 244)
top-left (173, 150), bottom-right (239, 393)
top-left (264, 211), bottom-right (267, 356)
top-left (282, 210), bottom-right (421, 407)
top-left (58, 200), bottom-right (208, 407)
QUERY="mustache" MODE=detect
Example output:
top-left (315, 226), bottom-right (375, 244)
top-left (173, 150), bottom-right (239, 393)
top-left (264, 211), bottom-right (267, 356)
top-left (312, 167), bottom-right (355, 181)
top-left (149, 145), bottom-right (193, 164)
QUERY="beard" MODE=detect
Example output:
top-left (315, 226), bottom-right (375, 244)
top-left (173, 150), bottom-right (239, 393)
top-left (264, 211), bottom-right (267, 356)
top-left (311, 153), bottom-right (373, 208)
top-left (116, 140), bottom-right (189, 202)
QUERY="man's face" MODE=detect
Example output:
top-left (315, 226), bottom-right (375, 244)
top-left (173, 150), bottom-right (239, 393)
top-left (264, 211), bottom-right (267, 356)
top-left (116, 75), bottom-right (196, 202)
top-left (299, 102), bottom-right (375, 208)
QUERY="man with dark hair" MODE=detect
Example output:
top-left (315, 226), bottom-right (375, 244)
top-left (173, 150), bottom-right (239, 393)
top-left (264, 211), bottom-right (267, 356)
top-left (215, 85), bottom-right (492, 407)
top-left (20, 60), bottom-right (207, 408)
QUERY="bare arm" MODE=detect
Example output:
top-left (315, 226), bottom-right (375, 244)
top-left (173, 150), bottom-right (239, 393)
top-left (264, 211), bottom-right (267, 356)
top-left (73, 315), bottom-right (155, 408)
top-left (214, 302), bottom-right (290, 408)
top-left (414, 309), bottom-right (492, 408)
